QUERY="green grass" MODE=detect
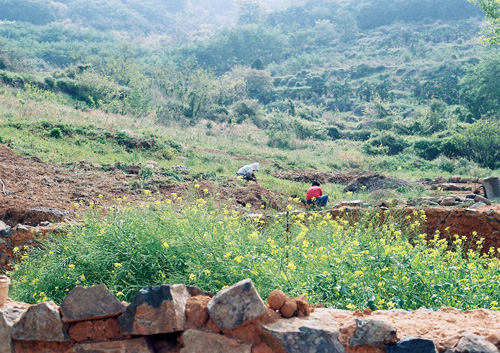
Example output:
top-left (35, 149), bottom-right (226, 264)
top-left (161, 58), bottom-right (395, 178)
top-left (9, 195), bottom-right (500, 311)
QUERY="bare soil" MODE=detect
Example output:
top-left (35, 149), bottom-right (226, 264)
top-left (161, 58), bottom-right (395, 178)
top-left (0, 145), bottom-right (287, 226)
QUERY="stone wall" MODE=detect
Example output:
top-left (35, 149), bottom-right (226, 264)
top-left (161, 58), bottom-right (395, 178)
top-left (1, 279), bottom-right (500, 353)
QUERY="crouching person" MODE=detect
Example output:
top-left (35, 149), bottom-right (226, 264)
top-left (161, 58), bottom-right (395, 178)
top-left (306, 180), bottom-right (328, 207)
top-left (235, 163), bottom-right (259, 182)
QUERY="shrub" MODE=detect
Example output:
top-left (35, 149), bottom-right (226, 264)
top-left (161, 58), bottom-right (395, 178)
top-left (363, 133), bottom-right (409, 156)
top-left (49, 127), bottom-right (62, 139)
top-left (9, 201), bottom-right (500, 311)
top-left (451, 120), bottom-right (500, 169)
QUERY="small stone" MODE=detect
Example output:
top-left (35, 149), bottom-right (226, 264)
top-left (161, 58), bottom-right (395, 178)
top-left (475, 195), bottom-right (492, 205)
top-left (439, 197), bottom-right (456, 207)
top-left (60, 285), bottom-right (126, 323)
top-left (38, 221), bottom-right (51, 227)
top-left (349, 318), bottom-right (396, 348)
top-left (452, 332), bottom-right (499, 353)
top-left (470, 202), bottom-right (487, 209)
top-left (294, 296), bottom-right (311, 317)
top-left (180, 329), bottom-right (251, 353)
top-left (261, 309), bottom-right (345, 353)
top-left (268, 290), bottom-right (287, 311)
top-left (74, 337), bottom-right (154, 353)
top-left (118, 284), bottom-right (191, 335)
top-left (12, 301), bottom-right (69, 342)
top-left (0, 221), bottom-right (13, 238)
top-left (279, 299), bottom-right (297, 318)
top-left (385, 337), bottom-right (437, 353)
top-left (466, 194), bottom-right (476, 199)
top-left (14, 224), bottom-right (30, 233)
top-left (185, 295), bottom-right (211, 330)
top-left (207, 279), bottom-right (267, 331)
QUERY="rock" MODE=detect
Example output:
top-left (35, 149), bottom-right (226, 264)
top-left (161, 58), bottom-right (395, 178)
top-left (349, 318), bottom-right (396, 348)
top-left (60, 285), bottom-right (126, 323)
top-left (173, 165), bottom-right (189, 174)
top-left (185, 296), bottom-right (211, 330)
top-left (180, 329), bottom-right (251, 353)
top-left (0, 306), bottom-right (26, 353)
top-left (0, 221), bottom-right (13, 238)
top-left (451, 332), bottom-right (499, 353)
top-left (261, 309), bottom-right (345, 353)
top-left (449, 176), bottom-right (462, 183)
top-left (68, 318), bottom-right (122, 342)
top-left (280, 299), bottom-right (297, 318)
top-left (207, 279), bottom-right (267, 331)
top-left (38, 221), bottom-right (51, 227)
top-left (14, 224), bottom-right (30, 233)
top-left (12, 301), bottom-right (69, 342)
top-left (470, 202), bottom-right (487, 209)
top-left (435, 176), bottom-right (447, 184)
top-left (118, 284), bottom-right (191, 335)
top-left (268, 290), bottom-right (287, 311)
top-left (295, 296), bottom-right (311, 317)
top-left (475, 195), bottom-right (492, 205)
top-left (344, 174), bottom-right (409, 193)
top-left (466, 194), bottom-right (476, 199)
top-left (385, 337), bottom-right (437, 353)
top-left (73, 337), bottom-right (154, 353)
top-left (439, 197), bottom-right (456, 207)
top-left (145, 160), bottom-right (158, 168)
top-left (340, 200), bottom-right (363, 207)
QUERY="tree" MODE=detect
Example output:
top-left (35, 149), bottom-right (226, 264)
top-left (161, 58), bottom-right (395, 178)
top-left (234, 0), bottom-right (270, 24)
top-left (469, 0), bottom-right (500, 44)
top-left (459, 55), bottom-right (500, 119)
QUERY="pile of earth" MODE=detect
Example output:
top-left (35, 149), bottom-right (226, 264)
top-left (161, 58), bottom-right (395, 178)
top-left (0, 145), bottom-right (288, 226)
top-left (344, 174), bottom-right (411, 193)
top-left (271, 170), bottom-right (368, 185)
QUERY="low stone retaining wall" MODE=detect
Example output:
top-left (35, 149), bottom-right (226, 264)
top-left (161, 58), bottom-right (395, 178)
top-left (1, 279), bottom-right (500, 353)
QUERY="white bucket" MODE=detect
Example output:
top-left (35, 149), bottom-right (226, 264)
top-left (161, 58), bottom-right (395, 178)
top-left (0, 275), bottom-right (10, 306)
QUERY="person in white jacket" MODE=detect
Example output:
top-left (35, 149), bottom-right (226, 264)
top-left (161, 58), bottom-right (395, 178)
top-left (235, 163), bottom-right (259, 181)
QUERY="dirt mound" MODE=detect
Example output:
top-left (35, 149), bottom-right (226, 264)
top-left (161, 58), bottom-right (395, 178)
top-left (0, 144), bottom-right (147, 225)
top-left (344, 174), bottom-right (410, 192)
top-left (272, 170), bottom-right (367, 185)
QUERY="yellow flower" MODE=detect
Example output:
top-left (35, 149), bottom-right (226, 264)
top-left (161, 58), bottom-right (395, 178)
top-left (189, 274), bottom-right (196, 281)
top-left (68, 264), bottom-right (75, 269)
top-left (204, 269), bottom-right (211, 275)
top-left (114, 263), bottom-right (122, 268)
top-left (286, 205), bottom-right (293, 211)
top-left (287, 261), bottom-right (297, 271)
top-left (194, 184), bottom-right (200, 189)
top-left (144, 189), bottom-right (152, 195)
top-left (162, 242), bottom-right (169, 248)
top-left (203, 189), bottom-right (209, 194)
top-left (234, 256), bottom-right (243, 263)
top-left (116, 292), bottom-right (125, 297)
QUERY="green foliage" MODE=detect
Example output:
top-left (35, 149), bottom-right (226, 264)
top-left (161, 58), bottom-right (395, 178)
top-left (363, 132), bottom-right (409, 156)
top-left (459, 55), bottom-right (500, 119)
top-left (49, 127), bottom-right (62, 139)
top-left (452, 120), bottom-right (500, 169)
top-left (469, 0), bottom-right (500, 44)
top-left (9, 202), bottom-right (500, 311)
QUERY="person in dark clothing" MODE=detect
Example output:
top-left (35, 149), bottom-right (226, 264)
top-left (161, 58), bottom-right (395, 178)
top-left (306, 180), bottom-right (328, 207)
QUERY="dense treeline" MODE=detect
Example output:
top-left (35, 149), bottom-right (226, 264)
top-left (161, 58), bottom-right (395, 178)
top-left (1, 0), bottom-right (500, 169)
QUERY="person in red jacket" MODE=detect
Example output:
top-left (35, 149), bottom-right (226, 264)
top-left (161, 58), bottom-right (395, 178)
top-left (306, 180), bottom-right (328, 207)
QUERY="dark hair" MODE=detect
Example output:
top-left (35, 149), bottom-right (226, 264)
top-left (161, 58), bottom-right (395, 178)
top-left (312, 180), bottom-right (320, 187)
